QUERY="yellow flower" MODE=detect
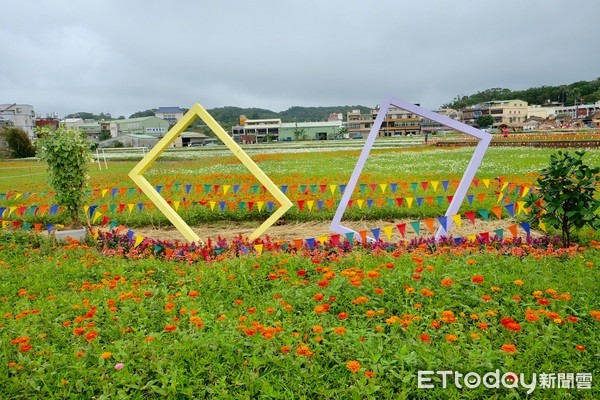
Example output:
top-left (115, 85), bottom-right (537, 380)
top-left (100, 352), bottom-right (112, 359)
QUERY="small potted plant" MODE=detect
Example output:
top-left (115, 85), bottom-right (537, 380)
top-left (36, 124), bottom-right (92, 241)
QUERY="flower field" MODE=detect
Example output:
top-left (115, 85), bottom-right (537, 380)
top-left (1, 144), bottom-right (599, 398)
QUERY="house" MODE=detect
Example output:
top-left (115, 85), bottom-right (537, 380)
top-left (0, 104), bottom-right (35, 138)
top-left (348, 105), bottom-right (420, 138)
top-left (155, 107), bottom-right (185, 125)
top-left (62, 118), bottom-right (84, 130)
top-left (113, 116), bottom-right (170, 137)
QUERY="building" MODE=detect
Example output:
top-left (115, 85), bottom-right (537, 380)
top-left (279, 121), bottom-right (343, 141)
top-left (347, 105), bottom-right (420, 138)
top-left (34, 115), bottom-right (60, 131)
top-left (527, 105), bottom-right (556, 119)
top-left (231, 118), bottom-right (282, 143)
top-left (0, 104), bottom-right (35, 138)
top-left (553, 101), bottom-right (600, 122)
top-left (80, 120), bottom-right (102, 141)
top-left (181, 131), bottom-right (210, 147)
top-left (155, 107), bottom-right (185, 125)
top-left (112, 116), bottom-right (170, 137)
top-left (62, 118), bottom-right (84, 130)
top-left (487, 100), bottom-right (528, 125)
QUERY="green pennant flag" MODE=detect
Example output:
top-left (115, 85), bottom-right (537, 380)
top-left (410, 221), bottom-right (421, 236)
top-left (410, 182), bottom-right (418, 193)
top-left (345, 232), bottom-right (354, 243)
top-left (478, 210), bottom-right (489, 221)
top-left (494, 229), bottom-right (504, 239)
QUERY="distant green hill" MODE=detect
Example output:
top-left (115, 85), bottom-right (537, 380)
top-left (443, 78), bottom-right (600, 110)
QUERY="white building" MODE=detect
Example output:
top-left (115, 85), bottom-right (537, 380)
top-left (0, 104), bottom-right (35, 138)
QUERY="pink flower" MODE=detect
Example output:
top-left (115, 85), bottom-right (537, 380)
top-left (114, 363), bottom-right (125, 371)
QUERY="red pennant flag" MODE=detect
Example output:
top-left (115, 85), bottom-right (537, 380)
top-left (101, 216), bottom-right (110, 226)
top-left (473, 179), bottom-right (479, 187)
top-left (348, 199), bottom-right (354, 208)
top-left (17, 206), bottom-right (27, 216)
top-left (446, 195), bottom-right (453, 204)
top-left (330, 234), bottom-right (340, 246)
top-left (396, 223), bottom-right (406, 237)
top-left (213, 185), bottom-right (221, 194)
top-left (465, 211), bottom-right (476, 224)
top-left (248, 201), bottom-right (254, 211)
top-left (370, 183), bottom-right (377, 193)
top-left (395, 197), bottom-right (404, 207)
top-left (118, 204), bottom-right (126, 213)
top-left (358, 230), bottom-right (368, 243)
top-left (297, 200), bottom-right (305, 211)
top-left (165, 248), bottom-right (174, 258)
top-left (421, 181), bottom-right (429, 191)
top-left (13, 220), bottom-right (21, 227)
top-left (479, 232), bottom-right (490, 243)
top-left (319, 185), bottom-right (327, 194)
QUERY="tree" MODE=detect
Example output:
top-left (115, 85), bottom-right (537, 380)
top-left (475, 115), bottom-right (494, 128)
top-left (36, 125), bottom-right (92, 228)
top-left (129, 109), bottom-right (156, 118)
top-left (0, 127), bottom-right (36, 158)
top-left (525, 151), bottom-right (600, 247)
top-left (293, 128), bottom-right (306, 141)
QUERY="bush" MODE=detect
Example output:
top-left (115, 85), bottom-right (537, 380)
top-left (526, 150), bottom-right (600, 247)
top-left (0, 126), bottom-right (36, 158)
top-left (35, 125), bottom-right (93, 227)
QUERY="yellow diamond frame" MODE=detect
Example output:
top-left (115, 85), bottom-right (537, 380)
top-left (128, 104), bottom-right (293, 243)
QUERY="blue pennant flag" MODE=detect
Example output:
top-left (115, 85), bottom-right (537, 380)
top-left (88, 205), bottom-right (98, 218)
top-left (390, 183), bottom-right (398, 193)
top-left (441, 181), bottom-right (449, 192)
top-left (267, 202), bottom-right (274, 211)
top-left (366, 199), bottom-right (374, 209)
top-left (280, 185), bottom-right (288, 194)
top-left (219, 201), bottom-right (226, 212)
top-left (185, 184), bottom-right (192, 194)
top-left (467, 194), bottom-right (474, 205)
top-left (504, 203), bottom-right (515, 217)
top-left (156, 185), bottom-right (162, 193)
top-left (317, 200), bottom-right (324, 211)
top-left (49, 205), bottom-right (59, 215)
top-left (233, 184), bottom-right (240, 193)
top-left (127, 230), bottom-right (135, 240)
top-left (137, 203), bottom-right (143, 212)
top-left (416, 197), bottom-right (423, 207)
top-left (0, 207), bottom-right (6, 217)
top-left (340, 184), bottom-right (346, 194)
top-left (520, 222), bottom-right (531, 236)
top-left (437, 216), bottom-right (448, 232)
top-left (306, 238), bottom-right (316, 250)
top-left (46, 224), bottom-right (55, 233)
top-left (454, 237), bottom-right (463, 244)
top-left (111, 188), bottom-right (118, 198)
top-left (371, 228), bottom-right (380, 241)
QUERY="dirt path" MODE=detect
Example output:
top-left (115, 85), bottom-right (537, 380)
top-left (130, 218), bottom-right (539, 244)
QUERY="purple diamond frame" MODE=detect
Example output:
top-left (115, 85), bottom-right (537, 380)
top-left (330, 96), bottom-right (492, 242)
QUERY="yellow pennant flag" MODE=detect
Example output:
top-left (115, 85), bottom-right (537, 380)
top-left (430, 181), bottom-right (439, 192)
top-left (383, 225), bottom-right (394, 240)
top-left (91, 229), bottom-right (99, 239)
top-left (517, 201), bottom-right (526, 214)
top-left (257, 201), bottom-right (264, 211)
top-left (521, 187), bottom-right (530, 197)
top-left (405, 197), bottom-right (414, 208)
top-left (127, 204), bottom-right (135, 214)
top-left (356, 199), bottom-right (364, 209)
top-left (329, 185), bottom-right (337, 195)
top-left (209, 201), bottom-right (216, 211)
top-left (134, 235), bottom-right (144, 247)
top-left (173, 201), bottom-right (180, 211)
top-left (92, 211), bottom-right (103, 224)
top-left (15, 193), bottom-right (22, 200)
top-left (317, 235), bottom-right (328, 245)
top-left (84, 204), bottom-right (89, 214)
top-left (482, 179), bottom-right (490, 188)
top-left (8, 206), bottom-right (17, 216)
top-left (307, 200), bottom-right (314, 211)
top-left (538, 221), bottom-right (547, 232)
top-left (467, 234), bottom-right (477, 242)
top-left (451, 214), bottom-right (462, 228)
top-left (379, 183), bottom-right (388, 194)
top-left (223, 185), bottom-right (231, 195)
top-left (1, 221), bottom-right (9, 228)
top-left (501, 181), bottom-right (509, 191)
top-left (254, 244), bottom-right (263, 255)
top-left (102, 189), bottom-right (109, 197)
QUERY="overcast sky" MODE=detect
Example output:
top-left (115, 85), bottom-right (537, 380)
top-left (2, 0), bottom-right (599, 118)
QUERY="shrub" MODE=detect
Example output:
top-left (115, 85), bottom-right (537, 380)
top-left (35, 125), bottom-right (93, 228)
top-left (0, 126), bottom-right (36, 158)
top-left (526, 150), bottom-right (600, 247)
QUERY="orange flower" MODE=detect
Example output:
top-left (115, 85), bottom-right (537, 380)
top-left (419, 333), bottom-right (431, 343)
top-left (296, 344), bottom-right (314, 358)
top-left (481, 295), bottom-right (492, 302)
top-left (346, 360), bottom-right (361, 373)
top-left (445, 334), bottom-right (458, 343)
top-left (575, 345), bottom-right (585, 351)
top-left (188, 291), bottom-right (199, 297)
top-left (338, 312), bottom-right (348, 320)
top-left (513, 280), bottom-right (524, 286)
top-left (85, 331), bottom-right (98, 341)
top-left (280, 345), bottom-right (291, 354)
top-left (501, 344), bottom-right (517, 353)
top-left (420, 288), bottom-right (434, 297)
top-left (525, 313), bottom-right (539, 322)
top-left (365, 310), bottom-right (376, 318)
top-left (466, 259), bottom-right (475, 265)
top-left (365, 371), bottom-right (375, 378)
top-left (314, 305), bottom-right (327, 314)
top-left (567, 316), bottom-right (578, 323)
top-left (441, 278), bottom-right (454, 287)
top-left (100, 352), bottom-right (112, 359)
top-left (334, 327), bottom-right (346, 335)
top-left (314, 293), bottom-right (324, 301)
top-left (145, 336), bottom-right (154, 342)
top-left (478, 322), bottom-right (489, 330)
top-left (73, 327), bottom-right (86, 336)
top-left (164, 325), bottom-right (177, 332)
top-left (313, 325), bottom-right (323, 333)
top-left (18, 344), bottom-right (32, 353)
top-left (471, 275), bottom-right (484, 284)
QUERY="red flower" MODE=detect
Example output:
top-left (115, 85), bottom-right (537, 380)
top-left (85, 331), bottom-right (98, 341)
top-left (471, 275), bottom-right (484, 284)
top-left (338, 312), bottom-right (348, 320)
top-left (297, 270), bottom-right (307, 276)
top-left (420, 333), bottom-right (431, 343)
top-left (164, 325), bottom-right (176, 332)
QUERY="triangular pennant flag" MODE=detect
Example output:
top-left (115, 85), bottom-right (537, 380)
top-left (339, 184), bottom-right (347, 193)
top-left (317, 235), bottom-right (328, 245)
top-left (267, 202), bottom-right (274, 211)
top-left (501, 181), bottom-right (509, 191)
top-left (281, 185), bottom-right (288, 194)
top-left (173, 201), bottom-right (180, 211)
top-left (441, 181), bottom-right (449, 192)
top-left (451, 214), bottom-right (462, 228)
top-left (101, 189), bottom-right (109, 197)
top-left (395, 197), bottom-right (404, 207)
top-left (185, 184), bottom-right (192, 194)
top-left (223, 185), bottom-right (231, 195)
top-left (479, 232), bottom-right (490, 243)
top-left (293, 239), bottom-right (304, 250)
top-left (437, 216), bottom-right (449, 232)
top-left (465, 211), bottom-right (476, 224)
top-left (390, 183), bottom-right (398, 193)
top-left (156, 185), bottom-right (163, 193)
top-left (416, 197), bottom-right (424, 207)
top-left (127, 230), bottom-right (135, 240)
top-left (516, 201), bottom-right (527, 215)
top-left (421, 181), bottom-right (429, 191)
top-left (111, 188), bottom-right (118, 198)
top-left (369, 183), bottom-right (377, 193)
top-left (538, 221), bottom-right (547, 232)
top-left (446, 195), bottom-right (454, 204)
top-left (238, 202), bottom-right (246, 211)
top-left (137, 203), bottom-right (144, 212)
top-left (203, 184), bottom-right (211, 194)
top-left (374, 198), bottom-right (384, 208)
top-left (371, 228), bottom-right (380, 241)
top-left (49, 205), bottom-right (59, 215)
top-left (306, 200), bottom-right (314, 211)
top-left (233, 184), bottom-right (240, 194)
top-left (482, 179), bottom-right (490, 188)
top-left (436, 196), bottom-right (444, 206)
top-left (425, 196), bottom-right (434, 206)
top-left (396, 223), bottom-right (406, 238)
top-left (467, 194), bottom-right (474, 205)
top-left (405, 197), bottom-right (413, 208)
top-left (306, 238), bottom-right (316, 250)
top-left (430, 181), bottom-right (439, 192)
top-left (494, 229), bottom-right (504, 239)
top-left (358, 230), bottom-right (368, 243)
top-left (248, 201), bottom-right (255, 211)
top-left (423, 218), bottom-right (435, 234)
top-left (319, 184), bottom-right (327, 194)
top-left (410, 221), bottom-right (421, 236)
top-left (127, 204), bottom-right (135, 214)
top-left (317, 200), bottom-right (324, 211)
top-left (356, 199), bottom-right (364, 209)
top-left (410, 182), bottom-right (418, 193)
top-left (345, 232), bottom-right (354, 243)
top-left (297, 199), bottom-right (305, 211)
top-left (478, 210), bottom-right (489, 221)
top-left (330, 234), bottom-right (340, 246)
top-left (359, 183), bottom-right (367, 193)
top-left (300, 185), bottom-right (307, 194)
top-left (134, 235), bottom-right (145, 247)
top-left (472, 179), bottom-right (479, 187)
top-left (383, 225), bottom-right (394, 240)
top-left (254, 244), bottom-right (263, 255)
top-left (209, 201), bottom-right (217, 211)
top-left (491, 206), bottom-right (502, 219)
top-left (257, 201), bottom-right (264, 212)
top-left (366, 199), bottom-right (373, 209)
top-left (504, 203), bottom-right (515, 217)
top-left (520, 222), bottom-right (531, 236)
top-left (379, 183), bottom-right (388, 194)
top-left (507, 224), bottom-right (518, 237)
top-left (467, 234), bottom-right (477, 242)
top-left (92, 211), bottom-right (103, 224)
top-left (329, 184), bottom-right (337, 195)
top-left (477, 193), bottom-right (485, 203)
